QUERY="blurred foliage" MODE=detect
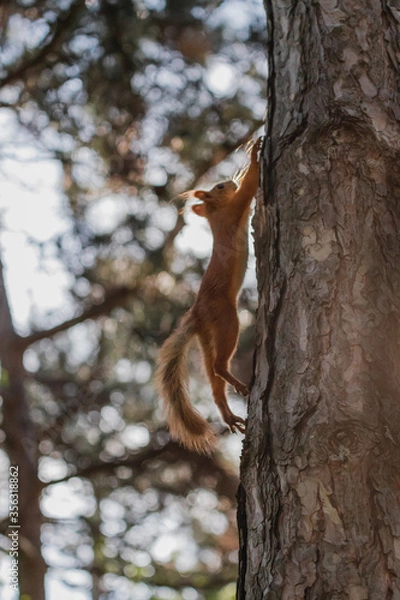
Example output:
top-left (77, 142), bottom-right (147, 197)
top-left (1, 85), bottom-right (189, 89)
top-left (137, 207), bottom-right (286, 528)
top-left (0, 0), bottom-right (266, 598)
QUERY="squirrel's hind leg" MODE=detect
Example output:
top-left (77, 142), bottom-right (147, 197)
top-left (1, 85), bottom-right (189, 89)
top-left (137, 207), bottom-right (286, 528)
top-left (199, 332), bottom-right (246, 434)
top-left (211, 309), bottom-right (249, 397)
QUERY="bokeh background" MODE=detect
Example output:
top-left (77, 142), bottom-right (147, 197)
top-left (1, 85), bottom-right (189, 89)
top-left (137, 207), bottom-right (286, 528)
top-left (0, 1), bottom-right (266, 598)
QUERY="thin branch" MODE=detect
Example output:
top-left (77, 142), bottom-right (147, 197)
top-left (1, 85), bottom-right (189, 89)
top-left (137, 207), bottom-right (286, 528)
top-left (42, 437), bottom-right (239, 499)
top-left (162, 211), bottom-right (186, 260)
top-left (19, 285), bottom-right (135, 350)
top-left (0, 0), bottom-right (86, 89)
top-left (144, 570), bottom-right (237, 593)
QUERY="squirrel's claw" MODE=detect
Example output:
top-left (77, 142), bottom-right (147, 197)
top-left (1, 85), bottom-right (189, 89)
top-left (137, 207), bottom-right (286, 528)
top-left (226, 414), bottom-right (246, 434)
top-left (234, 382), bottom-right (249, 397)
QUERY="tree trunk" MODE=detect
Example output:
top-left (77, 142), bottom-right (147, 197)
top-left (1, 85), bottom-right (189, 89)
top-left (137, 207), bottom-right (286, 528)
top-left (238, 1), bottom-right (400, 598)
top-left (0, 260), bottom-right (47, 600)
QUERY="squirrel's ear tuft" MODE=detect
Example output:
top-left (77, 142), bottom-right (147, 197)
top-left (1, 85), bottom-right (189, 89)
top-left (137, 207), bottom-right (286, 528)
top-left (192, 203), bottom-right (207, 218)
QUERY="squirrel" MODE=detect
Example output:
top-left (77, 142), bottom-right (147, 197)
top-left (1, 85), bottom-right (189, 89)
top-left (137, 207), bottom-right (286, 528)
top-left (156, 138), bottom-right (262, 454)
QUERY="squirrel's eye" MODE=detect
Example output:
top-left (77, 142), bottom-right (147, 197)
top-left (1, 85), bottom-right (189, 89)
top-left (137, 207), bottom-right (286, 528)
top-left (217, 184), bottom-right (224, 189)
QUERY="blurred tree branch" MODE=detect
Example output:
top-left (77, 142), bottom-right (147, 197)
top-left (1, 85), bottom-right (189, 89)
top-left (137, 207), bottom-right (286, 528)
top-left (17, 285), bottom-right (136, 350)
top-left (0, 0), bottom-right (86, 89)
top-left (42, 437), bottom-right (239, 499)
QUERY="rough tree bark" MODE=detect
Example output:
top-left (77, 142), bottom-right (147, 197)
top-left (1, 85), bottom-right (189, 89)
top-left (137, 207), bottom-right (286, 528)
top-left (238, 1), bottom-right (400, 598)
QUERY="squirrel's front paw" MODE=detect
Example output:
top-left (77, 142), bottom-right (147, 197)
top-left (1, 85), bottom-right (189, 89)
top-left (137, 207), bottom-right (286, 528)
top-left (235, 382), bottom-right (249, 397)
top-left (227, 414), bottom-right (246, 434)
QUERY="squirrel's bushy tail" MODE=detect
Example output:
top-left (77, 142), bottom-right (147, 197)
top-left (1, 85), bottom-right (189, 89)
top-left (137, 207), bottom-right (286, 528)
top-left (156, 311), bottom-right (217, 455)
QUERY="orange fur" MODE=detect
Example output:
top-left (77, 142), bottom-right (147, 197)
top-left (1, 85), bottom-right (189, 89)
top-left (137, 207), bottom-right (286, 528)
top-left (156, 138), bottom-right (262, 454)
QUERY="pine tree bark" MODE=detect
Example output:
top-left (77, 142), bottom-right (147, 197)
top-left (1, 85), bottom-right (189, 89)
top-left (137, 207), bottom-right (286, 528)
top-left (238, 1), bottom-right (400, 598)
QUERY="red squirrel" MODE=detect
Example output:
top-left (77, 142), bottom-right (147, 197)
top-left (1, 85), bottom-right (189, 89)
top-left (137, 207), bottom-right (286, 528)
top-left (156, 138), bottom-right (262, 454)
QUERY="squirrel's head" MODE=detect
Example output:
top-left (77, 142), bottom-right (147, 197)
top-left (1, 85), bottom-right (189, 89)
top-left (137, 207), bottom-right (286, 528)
top-left (191, 180), bottom-right (238, 218)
